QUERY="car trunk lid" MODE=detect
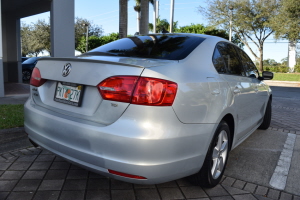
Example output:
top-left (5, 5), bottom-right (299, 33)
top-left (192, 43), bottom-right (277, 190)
top-left (31, 57), bottom-right (144, 125)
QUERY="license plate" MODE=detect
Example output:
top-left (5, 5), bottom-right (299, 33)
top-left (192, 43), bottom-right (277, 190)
top-left (54, 82), bottom-right (84, 107)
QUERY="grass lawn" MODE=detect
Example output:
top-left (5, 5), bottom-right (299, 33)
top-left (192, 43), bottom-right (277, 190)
top-left (272, 73), bottom-right (300, 82)
top-left (0, 104), bottom-right (24, 129)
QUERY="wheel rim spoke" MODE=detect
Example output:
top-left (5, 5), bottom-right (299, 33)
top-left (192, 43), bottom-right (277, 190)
top-left (211, 158), bottom-right (219, 178)
top-left (212, 148), bottom-right (219, 159)
top-left (218, 156), bottom-right (224, 171)
top-left (221, 140), bottom-right (228, 153)
top-left (216, 132), bottom-right (223, 150)
top-left (211, 129), bottom-right (229, 179)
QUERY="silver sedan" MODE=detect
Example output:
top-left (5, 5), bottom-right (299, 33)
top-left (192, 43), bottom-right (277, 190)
top-left (24, 33), bottom-right (273, 187)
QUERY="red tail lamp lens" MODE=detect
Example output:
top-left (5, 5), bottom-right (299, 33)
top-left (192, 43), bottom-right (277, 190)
top-left (30, 68), bottom-right (47, 87)
top-left (98, 76), bottom-right (177, 106)
top-left (98, 76), bottom-right (139, 103)
top-left (132, 77), bottom-right (177, 106)
top-left (108, 169), bottom-right (147, 180)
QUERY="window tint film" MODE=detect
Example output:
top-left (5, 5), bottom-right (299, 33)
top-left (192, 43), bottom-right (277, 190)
top-left (237, 48), bottom-right (259, 78)
top-left (217, 42), bottom-right (244, 76)
top-left (212, 47), bottom-right (226, 73)
top-left (82, 34), bottom-right (205, 60)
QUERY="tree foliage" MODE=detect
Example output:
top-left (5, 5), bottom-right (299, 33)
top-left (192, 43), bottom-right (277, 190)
top-left (21, 20), bottom-right (50, 57)
top-left (149, 17), bottom-right (178, 33)
top-left (76, 33), bottom-right (119, 53)
top-left (271, 0), bottom-right (300, 42)
top-left (21, 22), bottom-right (37, 57)
top-left (74, 17), bottom-right (103, 48)
top-left (263, 58), bottom-right (279, 67)
top-left (21, 18), bottom-right (103, 56)
top-left (176, 23), bottom-right (206, 34)
top-left (198, 0), bottom-right (280, 71)
top-left (175, 23), bottom-right (243, 48)
top-left (34, 20), bottom-right (51, 53)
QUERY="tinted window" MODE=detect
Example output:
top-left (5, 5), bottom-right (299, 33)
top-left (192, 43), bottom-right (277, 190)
top-left (237, 48), bottom-right (259, 78)
top-left (212, 47), bottom-right (226, 73)
top-left (82, 34), bottom-right (205, 60)
top-left (217, 42), bottom-right (244, 76)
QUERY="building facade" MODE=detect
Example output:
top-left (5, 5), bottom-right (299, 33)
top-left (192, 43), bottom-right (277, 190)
top-left (0, 0), bottom-right (75, 97)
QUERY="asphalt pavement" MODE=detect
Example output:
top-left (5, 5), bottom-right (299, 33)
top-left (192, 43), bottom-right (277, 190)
top-left (0, 82), bottom-right (300, 200)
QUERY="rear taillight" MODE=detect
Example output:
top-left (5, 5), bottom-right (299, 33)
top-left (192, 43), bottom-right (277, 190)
top-left (98, 76), bottom-right (139, 103)
top-left (30, 68), bottom-right (46, 87)
top-left (132, 77), bottom-right (177, 106)
top-left (98, 76), bottom-right (177, 106)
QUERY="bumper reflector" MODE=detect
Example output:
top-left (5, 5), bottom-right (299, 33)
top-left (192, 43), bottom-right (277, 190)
top-left (108, 169), bottom-right (147, 180)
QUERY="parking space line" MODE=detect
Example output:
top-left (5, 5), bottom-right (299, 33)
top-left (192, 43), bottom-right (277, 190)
top-left (269, 133), bottom-right (296, 190)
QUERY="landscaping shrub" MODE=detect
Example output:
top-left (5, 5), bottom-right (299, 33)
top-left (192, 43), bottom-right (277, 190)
top-left (265, 65), bottom-right (289, 73)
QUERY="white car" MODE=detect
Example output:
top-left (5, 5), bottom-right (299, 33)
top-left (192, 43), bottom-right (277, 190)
top-left (24, 33), bottom-right (273, 187)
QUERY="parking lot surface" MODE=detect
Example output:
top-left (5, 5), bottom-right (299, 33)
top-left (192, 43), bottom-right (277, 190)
top-left (0, 84), bottom-right (300, 200)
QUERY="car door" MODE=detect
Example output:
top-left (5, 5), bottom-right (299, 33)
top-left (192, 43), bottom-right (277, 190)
top-left (236, 48), bottom-right (268, 125)
top-left (214, 42), bottom-right (256, 140)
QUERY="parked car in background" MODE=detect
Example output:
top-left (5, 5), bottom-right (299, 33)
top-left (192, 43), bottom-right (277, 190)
top-left (24, 33), bottom-right (273, 187)
top-left (22, 57), bottom-right (40, 81)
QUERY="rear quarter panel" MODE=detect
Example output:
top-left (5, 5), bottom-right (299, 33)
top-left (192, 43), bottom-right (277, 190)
top-left (142, 37), bottom-right (234, 124)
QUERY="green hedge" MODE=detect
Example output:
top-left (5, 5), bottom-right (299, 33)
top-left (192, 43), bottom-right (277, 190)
top-left (265, 65), bottom-right (289, 73)
top-left (265, 64), bottom-right (300, 73)
top-left (294, 64), bottom-right (300, 73)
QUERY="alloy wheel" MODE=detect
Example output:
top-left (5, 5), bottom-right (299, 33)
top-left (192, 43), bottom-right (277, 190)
top-left (211, 130), bottom-right (229, 179)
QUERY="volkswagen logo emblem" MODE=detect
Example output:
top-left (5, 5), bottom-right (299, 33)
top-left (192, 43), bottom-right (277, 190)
top-left (62, 63), bottom-right (72, 77)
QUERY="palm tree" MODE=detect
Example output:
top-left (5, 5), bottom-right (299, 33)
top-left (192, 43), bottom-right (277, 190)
top-left (149, 17), bottom-right (178, 33)
top-left (133, 0), bottom-right (141, 33)
top-left (119, 0), bottom-right (128, 38)
top-left (134, 0), bottom-right (154, 34)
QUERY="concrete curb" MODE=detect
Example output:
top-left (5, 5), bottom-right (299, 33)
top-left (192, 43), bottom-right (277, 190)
top-left (264, 80), bottom-right (300, 87)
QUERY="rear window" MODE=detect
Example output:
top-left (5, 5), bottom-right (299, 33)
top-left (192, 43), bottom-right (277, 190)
top-left (82, 34), bottom-right (205, 60)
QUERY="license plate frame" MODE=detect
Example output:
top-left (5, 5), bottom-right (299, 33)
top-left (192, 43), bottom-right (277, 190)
top-left (54, 82), bottom-right (84, 107)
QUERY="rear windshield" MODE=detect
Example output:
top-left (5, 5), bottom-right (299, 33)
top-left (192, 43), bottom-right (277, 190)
top-left (82, 34), bottom-right (205, 60)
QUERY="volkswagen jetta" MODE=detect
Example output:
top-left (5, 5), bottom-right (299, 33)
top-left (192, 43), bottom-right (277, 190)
top-left (24, 33), bottom-right (273, 187)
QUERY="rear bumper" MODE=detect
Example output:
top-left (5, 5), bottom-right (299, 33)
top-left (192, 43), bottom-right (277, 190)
top-left (24, 99), bottom-right (216, 184)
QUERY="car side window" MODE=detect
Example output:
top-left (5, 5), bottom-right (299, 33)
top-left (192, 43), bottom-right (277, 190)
top-left (216, 42), bottom-right (244, 76)
top-left (237, 48), bottom-right (260, 78)
top-left (212, 47), bottom-right (227, 73)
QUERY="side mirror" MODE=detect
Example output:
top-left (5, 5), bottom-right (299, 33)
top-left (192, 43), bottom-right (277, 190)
top-left (258, 71), bottom-right (273, 80)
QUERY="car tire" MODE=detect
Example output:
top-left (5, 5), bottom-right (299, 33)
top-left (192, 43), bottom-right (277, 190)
top-left (189, 120), bottom-right (231, 188)
top-left (22, 70), bottom-right (32, 81)
top-left (258, 98), bottom-right (272, 130)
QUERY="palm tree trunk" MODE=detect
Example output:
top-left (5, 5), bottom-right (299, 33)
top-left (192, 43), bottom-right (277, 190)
top-left (288, 40), bottom-right (296, 72)
top-left (119, 0), bottom-right (128, 38)
top-left (137, 12), bottom-right (140, 33)
top-left (153, 0), bottom-right (156, 33)
top-left (140, 0), bottom-right (149, 34)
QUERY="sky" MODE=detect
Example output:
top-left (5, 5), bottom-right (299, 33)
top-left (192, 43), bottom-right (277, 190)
top-left (21, 0), bottom-right (291, 63)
